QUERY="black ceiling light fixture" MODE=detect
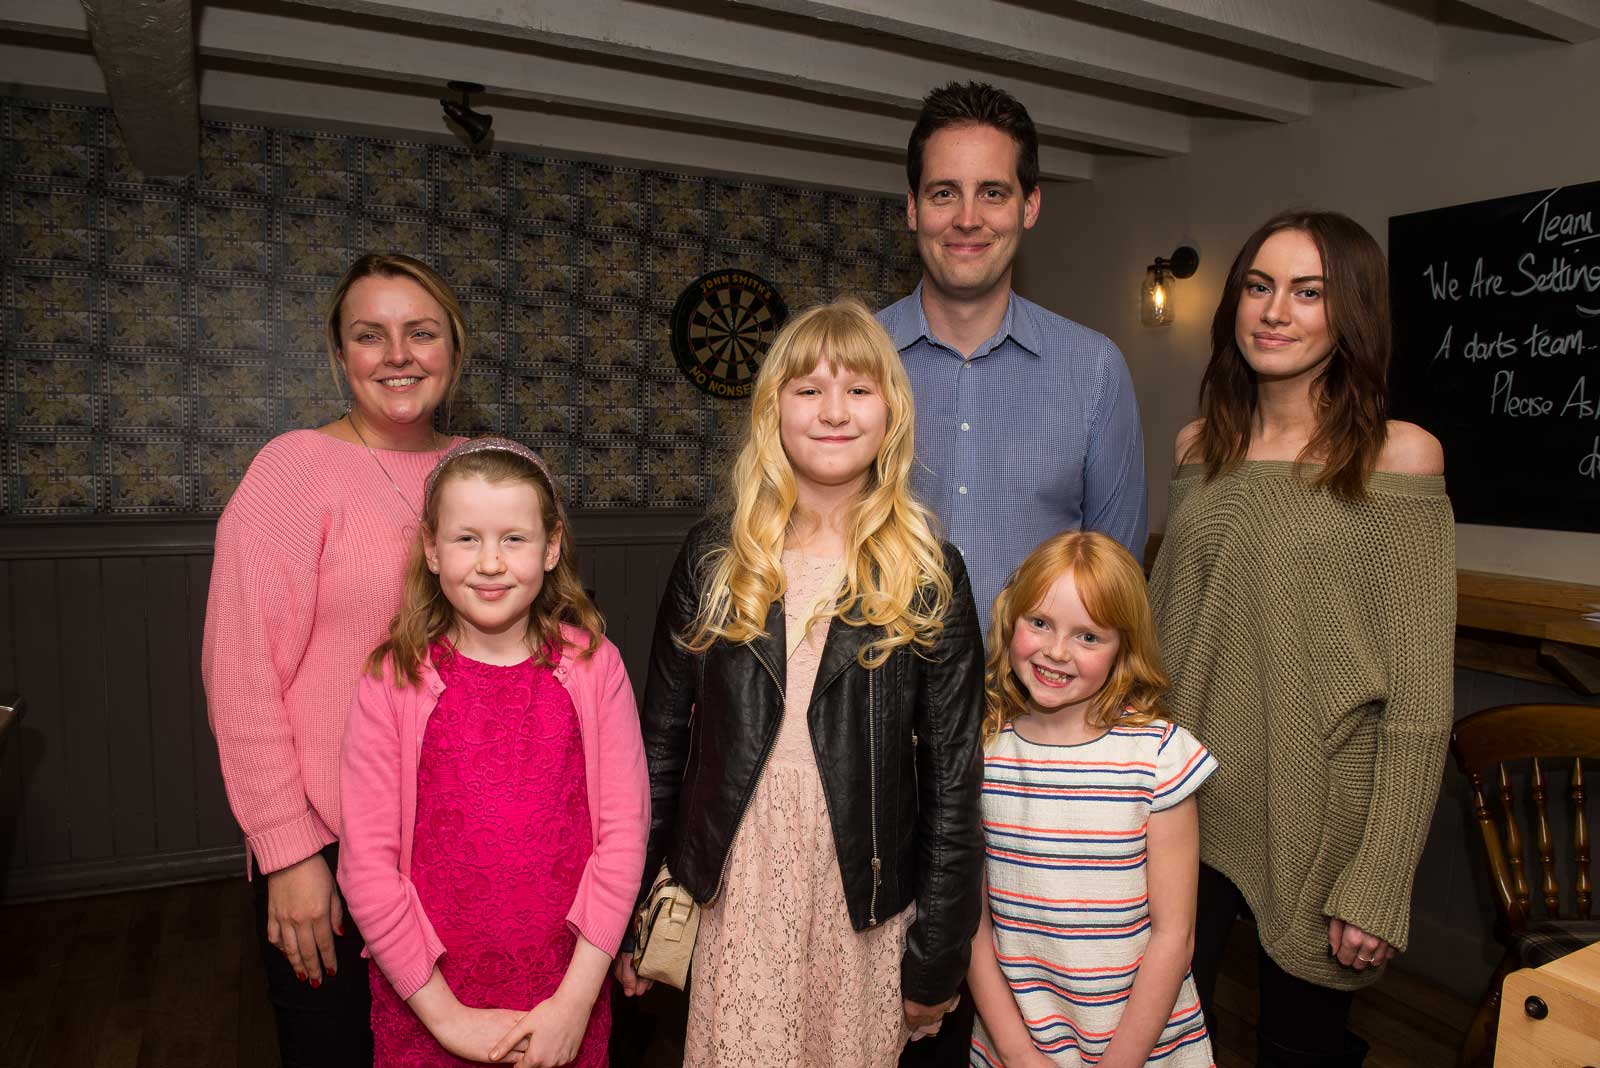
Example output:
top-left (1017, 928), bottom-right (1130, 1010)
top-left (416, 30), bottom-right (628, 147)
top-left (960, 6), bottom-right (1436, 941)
top-left (441, 80), bottom-right (493, 145)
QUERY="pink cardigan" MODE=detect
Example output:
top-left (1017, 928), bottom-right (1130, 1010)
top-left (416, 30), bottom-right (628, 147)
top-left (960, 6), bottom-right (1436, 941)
top-left (338, 626), bottom-right (650, 1000)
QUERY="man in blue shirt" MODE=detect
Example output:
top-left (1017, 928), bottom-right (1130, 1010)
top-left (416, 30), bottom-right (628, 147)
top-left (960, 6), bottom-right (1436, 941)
top-left (888, 82), bottom-right (1148, 1068)
top-left (879, 83), bottom-right (1148, 636)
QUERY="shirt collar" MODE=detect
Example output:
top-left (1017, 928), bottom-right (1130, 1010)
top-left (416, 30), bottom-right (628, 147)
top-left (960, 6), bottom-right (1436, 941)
top-left (889, 280), bottom-right (1042, 360)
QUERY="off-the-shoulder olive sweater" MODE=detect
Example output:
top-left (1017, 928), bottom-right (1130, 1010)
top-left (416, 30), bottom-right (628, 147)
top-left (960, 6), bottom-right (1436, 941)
top-left (1148, 461), bottom-right (1455, 990)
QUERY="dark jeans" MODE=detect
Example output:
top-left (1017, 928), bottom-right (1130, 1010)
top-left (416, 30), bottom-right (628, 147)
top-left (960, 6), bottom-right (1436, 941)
top-left (897, 980), bottom-right (975, 1068)
top-left (1191, 864), bottom-right (1368, 1068)
top-left (252, 842), bottom-right (374, 1068)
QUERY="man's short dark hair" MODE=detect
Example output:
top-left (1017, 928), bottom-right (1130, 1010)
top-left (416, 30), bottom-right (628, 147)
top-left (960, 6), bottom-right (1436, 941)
top-left (907, 82), bottom-right (1040, 197)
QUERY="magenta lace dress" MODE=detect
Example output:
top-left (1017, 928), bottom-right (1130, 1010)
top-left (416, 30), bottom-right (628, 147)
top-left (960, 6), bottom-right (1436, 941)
top-left (369, 642), bottom-right (610, 1067)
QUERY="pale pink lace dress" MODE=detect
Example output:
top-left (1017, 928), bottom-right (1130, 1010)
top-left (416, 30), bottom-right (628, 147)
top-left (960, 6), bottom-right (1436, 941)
top-left (684, 550), bottom-right (914, 1068)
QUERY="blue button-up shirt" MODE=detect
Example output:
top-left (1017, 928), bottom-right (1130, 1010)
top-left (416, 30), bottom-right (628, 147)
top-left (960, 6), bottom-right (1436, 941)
top-left (879, 284), bottom-right (1148, 634)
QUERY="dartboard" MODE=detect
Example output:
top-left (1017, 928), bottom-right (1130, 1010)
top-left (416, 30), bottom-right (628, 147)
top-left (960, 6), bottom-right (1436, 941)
top-left (670, 269), bottom-right (788, 399)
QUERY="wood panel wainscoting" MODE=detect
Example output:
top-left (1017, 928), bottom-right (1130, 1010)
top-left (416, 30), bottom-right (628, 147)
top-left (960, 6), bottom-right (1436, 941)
top-left (0, 510), bottom-right (699, 903)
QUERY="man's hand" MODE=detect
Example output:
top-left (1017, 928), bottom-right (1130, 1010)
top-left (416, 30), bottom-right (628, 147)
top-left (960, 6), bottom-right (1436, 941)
top-left (903, 994), bottom-right (959, 1042)
top-left (613, 954), bottom-right (654, 997)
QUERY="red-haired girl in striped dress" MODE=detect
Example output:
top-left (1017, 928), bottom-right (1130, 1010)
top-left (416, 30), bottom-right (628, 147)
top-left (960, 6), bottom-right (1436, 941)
top-left (968, 532), bottom-right (1218, 1068)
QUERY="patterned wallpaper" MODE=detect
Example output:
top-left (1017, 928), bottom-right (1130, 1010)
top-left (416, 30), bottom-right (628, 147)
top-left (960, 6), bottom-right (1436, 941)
top-left (0, 96), bottom-right (922, 515)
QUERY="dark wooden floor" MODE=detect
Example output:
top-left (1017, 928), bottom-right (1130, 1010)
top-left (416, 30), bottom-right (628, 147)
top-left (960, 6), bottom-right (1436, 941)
top-left (3, 879), bottom-right (1471, 1067)
top-left (1206, 920), bottom-right (1473, 1068)
top-left (2, 879), bottom-right (278, 1067)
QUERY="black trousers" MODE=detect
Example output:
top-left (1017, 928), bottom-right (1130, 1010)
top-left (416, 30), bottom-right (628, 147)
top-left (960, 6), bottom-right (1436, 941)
top-left (1190, 864), bottom-right (1368, 1068)
top-left (251, 842), bottom-right (374, 1068)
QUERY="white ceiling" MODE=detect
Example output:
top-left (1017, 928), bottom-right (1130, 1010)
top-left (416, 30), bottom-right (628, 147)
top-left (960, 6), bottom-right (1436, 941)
top-left (2, 0), bottom-right (1597, 191)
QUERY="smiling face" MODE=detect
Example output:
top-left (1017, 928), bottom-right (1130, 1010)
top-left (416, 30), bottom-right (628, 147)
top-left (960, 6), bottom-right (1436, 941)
top-left (336, 274), bottom-right (455, 441)
top-left (1234, 228), bottom-right (1335, 385)
top-left (906, 123), bottom-right (1040, 303)
top-left (424, 474), bottom-right (561, 658)
top-left (1009, 568), bottom-right (1122, 723)
top-left (777, 361), bottom-right (889, 508)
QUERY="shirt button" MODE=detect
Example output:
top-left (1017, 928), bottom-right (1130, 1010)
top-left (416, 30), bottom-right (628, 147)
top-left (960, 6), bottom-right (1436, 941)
top-left (958, 485), bottom-right (968, 495)
top-left (960, 422), bottom-right (970, 431)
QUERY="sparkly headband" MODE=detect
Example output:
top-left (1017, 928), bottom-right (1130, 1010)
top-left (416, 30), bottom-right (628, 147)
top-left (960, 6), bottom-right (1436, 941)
top-left (424, 436), bottom-right (564, 513)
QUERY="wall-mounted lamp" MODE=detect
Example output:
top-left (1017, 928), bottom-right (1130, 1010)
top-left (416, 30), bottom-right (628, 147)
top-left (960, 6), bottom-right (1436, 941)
top-left (1140, 245), bottom-right (1200, 327)
top-left (441, 81), bottom-right (493, 145)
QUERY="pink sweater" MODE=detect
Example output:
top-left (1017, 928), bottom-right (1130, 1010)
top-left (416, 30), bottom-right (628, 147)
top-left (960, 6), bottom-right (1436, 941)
top-left (201, 429), bottom-right (460, 874)
top-left (338, 627), bottom-right (650, 999)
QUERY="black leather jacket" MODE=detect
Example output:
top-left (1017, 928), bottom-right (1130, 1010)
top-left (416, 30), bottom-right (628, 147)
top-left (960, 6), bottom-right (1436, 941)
top-left (637, 519), bottom-right (986, 1005)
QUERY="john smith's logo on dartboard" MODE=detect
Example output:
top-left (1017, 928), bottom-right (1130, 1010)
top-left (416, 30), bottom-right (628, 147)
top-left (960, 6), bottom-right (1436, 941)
top-left (670, 269), bottom-right (788, 399)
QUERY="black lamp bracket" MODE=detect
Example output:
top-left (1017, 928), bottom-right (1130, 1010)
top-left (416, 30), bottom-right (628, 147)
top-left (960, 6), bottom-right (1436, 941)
top-left (1151, 246), bottom-right (1200, 279)
top-left (447, 80), bottom-right (485, 105)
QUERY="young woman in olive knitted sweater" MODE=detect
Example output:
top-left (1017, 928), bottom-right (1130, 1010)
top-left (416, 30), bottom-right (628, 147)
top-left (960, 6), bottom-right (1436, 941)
top-left (1148, 211), bottom-right (1455, 1068)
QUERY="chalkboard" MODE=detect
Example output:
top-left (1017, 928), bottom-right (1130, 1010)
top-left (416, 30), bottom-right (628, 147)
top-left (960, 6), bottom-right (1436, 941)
top-left (1389, 181), bottom-right (1600, 533)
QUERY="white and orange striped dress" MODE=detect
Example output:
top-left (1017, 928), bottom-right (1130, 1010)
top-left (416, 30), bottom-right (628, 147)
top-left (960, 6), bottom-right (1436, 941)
top-left (971, 718), bottom-right (1218, 1068)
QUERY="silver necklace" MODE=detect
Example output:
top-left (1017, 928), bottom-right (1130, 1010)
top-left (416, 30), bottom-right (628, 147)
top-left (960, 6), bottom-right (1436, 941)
top-left (348, 412), bottom-right (438, 521)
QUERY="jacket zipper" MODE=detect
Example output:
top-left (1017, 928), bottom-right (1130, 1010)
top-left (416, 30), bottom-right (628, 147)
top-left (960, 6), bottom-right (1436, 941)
top-left (710, 643), bottom-right (785, 901)
top-left (867, 666), bottom-right (881, 926)
top-left (911, 727), bottom-right (919, 795)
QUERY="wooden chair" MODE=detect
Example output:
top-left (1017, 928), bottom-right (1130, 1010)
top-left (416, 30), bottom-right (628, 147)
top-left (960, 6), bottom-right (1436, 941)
top-left (1450, 702), bottom-right (1600, 1068)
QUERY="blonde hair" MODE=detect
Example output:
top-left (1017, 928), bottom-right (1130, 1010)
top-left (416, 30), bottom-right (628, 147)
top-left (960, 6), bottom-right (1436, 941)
top-left (367, 443), bottom-right (604, 686)
top-left (983, 532), bottom-right (1169, 742)
top-left (680, 298), bottom-right (951, 667)
top-left (326, 252), bottom-right (469, 409)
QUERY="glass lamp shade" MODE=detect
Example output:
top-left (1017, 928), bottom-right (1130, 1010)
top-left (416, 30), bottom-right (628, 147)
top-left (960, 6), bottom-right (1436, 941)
top-left (1140, 266), bottom-right (1173, 327)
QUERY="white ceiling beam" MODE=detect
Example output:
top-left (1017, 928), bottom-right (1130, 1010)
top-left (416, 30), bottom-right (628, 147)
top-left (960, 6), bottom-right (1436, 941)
top-left (4, 0), bottom-right (1091, 180)
top-left (78, 0), bottom-right (199, 174)
top-left (1457, 0), bottom-right (1600, 41)
top-left (0, 40), bottom-right (911, 194)
top-left (1064, 0), bottom-right (1436, 85)
top-left (281, 0), bottom-right (1192, 155)
top-left (727, 0), bottom-right (1311, 119)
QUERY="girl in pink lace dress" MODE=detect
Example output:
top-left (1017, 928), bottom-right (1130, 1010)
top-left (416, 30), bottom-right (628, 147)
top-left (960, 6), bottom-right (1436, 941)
top-left (339, 438), bottom-right (649, 1068)
top-left (618, 301), bottom-right (986, 1068)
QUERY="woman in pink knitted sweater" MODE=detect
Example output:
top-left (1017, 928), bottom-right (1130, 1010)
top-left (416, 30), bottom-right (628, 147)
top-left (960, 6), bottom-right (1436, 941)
top-left (202, 253), bottom-right (468, 1066)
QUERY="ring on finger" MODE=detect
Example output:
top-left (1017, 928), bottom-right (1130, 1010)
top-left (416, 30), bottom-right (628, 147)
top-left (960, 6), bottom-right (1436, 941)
top-left (1357, 953), bottom-right (1377, 963)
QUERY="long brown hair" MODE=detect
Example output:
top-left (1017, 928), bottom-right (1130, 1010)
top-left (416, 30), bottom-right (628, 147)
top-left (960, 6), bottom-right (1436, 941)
top-left (325, 252), bottom-right (469, 409)
top-left (367, 441), bottom-right (603, 686)
top-left (1193, 210), bottom-right (1390, 498)
top-left (982, 532), bottom-right (1169, 742)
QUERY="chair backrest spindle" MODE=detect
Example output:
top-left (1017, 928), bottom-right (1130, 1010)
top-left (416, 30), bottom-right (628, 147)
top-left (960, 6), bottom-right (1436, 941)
top-left (1498, 765), bottom-right (1530, 915)
top-left (1452, 703), bottom-right (1600, 935)
top-left (1532, 758), bottom-right (1563, 916)
top-left (1575, 757), bottom-right (1591, 919)
top-left (1468, 767), bottom-right (1522, 927)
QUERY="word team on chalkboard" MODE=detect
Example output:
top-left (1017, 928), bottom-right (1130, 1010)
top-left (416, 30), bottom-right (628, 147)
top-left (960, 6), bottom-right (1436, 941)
top-left (1390, 180), bottom-right (1600, 533)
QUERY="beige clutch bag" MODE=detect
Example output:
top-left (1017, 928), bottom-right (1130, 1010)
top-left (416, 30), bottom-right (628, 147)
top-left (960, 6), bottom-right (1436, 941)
top-left (632, 864), bottom-right (700, 990)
